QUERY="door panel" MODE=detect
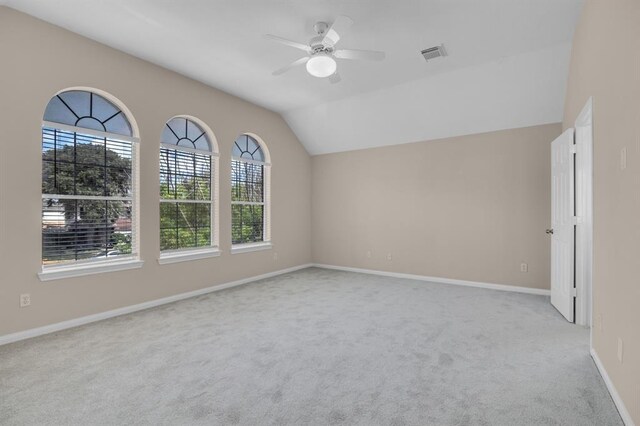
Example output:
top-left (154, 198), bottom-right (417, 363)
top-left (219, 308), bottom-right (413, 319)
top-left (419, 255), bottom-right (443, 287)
top-left (550, 128), bottom-right (575, 322)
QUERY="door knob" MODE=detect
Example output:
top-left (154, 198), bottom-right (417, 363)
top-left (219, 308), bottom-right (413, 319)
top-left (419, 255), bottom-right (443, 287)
top-left (546, 229), bottom-right (554, 235)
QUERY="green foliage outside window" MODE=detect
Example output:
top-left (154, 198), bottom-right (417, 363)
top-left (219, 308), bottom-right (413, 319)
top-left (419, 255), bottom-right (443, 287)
top-left (42, 138), bottom-right (133, 263)
top-left (42, 143), bottom-right (131, 212)
top-left (231, 159), bottom-right (264, 244)
top-left (159, 148), bottom-right (212, 251)
top-left (231, 203), bottom-right (263, 244)
top-left (160, 202), bottom-right (211, 250)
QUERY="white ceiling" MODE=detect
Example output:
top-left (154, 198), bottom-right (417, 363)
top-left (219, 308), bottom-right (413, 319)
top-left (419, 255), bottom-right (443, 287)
top-left (2, 0), bottom-right (584, 154)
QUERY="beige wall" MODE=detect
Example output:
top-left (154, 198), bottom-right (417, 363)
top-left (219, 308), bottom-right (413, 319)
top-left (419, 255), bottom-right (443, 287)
top-left (0, 7), bottom-right (311, 336)
top-left (312, 123), bottom-right (561, 290)
top-left (563, 0), bottom-right (640, 422)
top-left (3, 9), bottom-right (638, 422)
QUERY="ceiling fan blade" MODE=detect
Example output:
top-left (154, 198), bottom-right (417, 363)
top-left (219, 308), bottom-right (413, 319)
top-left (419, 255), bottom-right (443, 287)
top-left (264, 34), bottom-right (310, 52)
top-left (334, 49), bottom-right (386, 61)
top-left (321, 15), bottom-right (353, 46)
top-left (272, 56), bottom-right (310, 76)
top-left (328, 72), bottom-right (342, 84)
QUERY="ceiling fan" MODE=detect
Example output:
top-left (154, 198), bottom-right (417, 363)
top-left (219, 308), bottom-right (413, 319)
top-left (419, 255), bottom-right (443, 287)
top-left (265, 16), bottom-right (385, 83)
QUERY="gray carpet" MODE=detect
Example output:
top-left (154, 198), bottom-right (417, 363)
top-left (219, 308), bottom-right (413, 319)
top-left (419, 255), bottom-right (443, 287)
top-left (0, 267), bottom-right (622, 425)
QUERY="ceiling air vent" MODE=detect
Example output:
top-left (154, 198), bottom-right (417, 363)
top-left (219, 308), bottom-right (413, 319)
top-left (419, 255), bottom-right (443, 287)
top-left (421, 44), bottom-right (448, 62)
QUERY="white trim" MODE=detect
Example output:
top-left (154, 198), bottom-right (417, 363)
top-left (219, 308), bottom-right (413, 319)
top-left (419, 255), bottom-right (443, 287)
top-left (312, 264), bottom-right (551, 296)
top-left (158, 247), bottom-right (221, 264)
top-left (263, 164), bottom-right (271, 242)
top-left (212, 155), bottom-right (220, 248)
top-left (131, 123), bottom-right (141, 278)
top-left (42, 121), bottom-right (139, 144)
top-left (38, 259), bottom-right (144, 282)
top-left (231, 242), bottom-right (273, 254)
top-left (232, 201), bottom-right (265, 206)
top-left (575, 96), bottom-right (593, 127)
top-left (43, 194), bottom-right (132, 202)
top-left (159, 199), bottom-right (211, 204)
top-left (232, 156), bottom-right (270, 167)
top-left (3, 263), bottom-right (312, 346)
top-left (591, 348), bottom-right (636, 426)
top-left (160, 142), bottom-right (219, 157)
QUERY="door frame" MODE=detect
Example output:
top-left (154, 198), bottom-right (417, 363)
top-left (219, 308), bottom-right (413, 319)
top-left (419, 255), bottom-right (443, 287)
top-left (574, 97), bottom-right (594, 327)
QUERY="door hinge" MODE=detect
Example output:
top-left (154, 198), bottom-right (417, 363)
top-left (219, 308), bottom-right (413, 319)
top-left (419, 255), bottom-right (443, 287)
top-left (572, 216), bottom-right (580, 225)
top-left (571, 288), bottom-right (577, 298)
top-left (570, 145), bottom-right (577, 154)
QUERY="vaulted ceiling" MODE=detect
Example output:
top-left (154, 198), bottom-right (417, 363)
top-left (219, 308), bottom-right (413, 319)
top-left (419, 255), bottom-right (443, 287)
top-left (2, 0), bottom-right (584, 154)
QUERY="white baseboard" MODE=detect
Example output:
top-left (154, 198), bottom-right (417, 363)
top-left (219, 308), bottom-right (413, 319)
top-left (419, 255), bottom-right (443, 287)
top-left (312, 263), bottom-right (551, 296)
top-left (591, 348), bottom-right (636, 426)
top-left (0, 263), bottom-right (313, 347)
top-left (0, 263), bottom-right (550, 346)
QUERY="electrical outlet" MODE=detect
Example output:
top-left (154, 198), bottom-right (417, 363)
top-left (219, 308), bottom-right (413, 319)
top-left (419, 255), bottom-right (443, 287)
top-left (20, 294), bottom-right (31, 308)
top-left (617, 338), bottom-right (624, 363)
top-left (387, 253), bottom-right (392, 261)
top-left (621, 147), bottom-right (627, 170)
top-left (366, 251), bottom-right (372, 259)
top-left (520, 263), bottom-right (528, 273)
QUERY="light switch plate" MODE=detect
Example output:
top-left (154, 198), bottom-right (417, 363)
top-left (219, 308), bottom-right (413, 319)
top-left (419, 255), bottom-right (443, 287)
top-left (617, 338), bottom-right (624, 363)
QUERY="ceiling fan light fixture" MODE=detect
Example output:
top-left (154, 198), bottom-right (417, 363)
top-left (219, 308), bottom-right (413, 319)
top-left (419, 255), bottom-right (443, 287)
top-left (306, 54), bottom-right (337, 78)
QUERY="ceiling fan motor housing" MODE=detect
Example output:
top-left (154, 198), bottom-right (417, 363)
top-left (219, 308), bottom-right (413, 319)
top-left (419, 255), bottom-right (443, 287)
top-left (310, 21), bottom-right (335, 51)
top-left (313, 21), bottom-right (329, 35)
top-left (310, 37), bottom-right (334, 52)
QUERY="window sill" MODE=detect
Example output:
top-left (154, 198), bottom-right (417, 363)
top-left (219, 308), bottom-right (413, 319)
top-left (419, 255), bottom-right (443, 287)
top-left (158, 248), bottom-right (221, 265)
top-left (38, 258), bottom-right (144, 282)
top-left (231, 242), bottom-right (272, 254)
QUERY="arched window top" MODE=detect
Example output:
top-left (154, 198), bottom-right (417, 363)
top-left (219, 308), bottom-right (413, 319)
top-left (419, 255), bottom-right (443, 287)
top-left (232, 134), bottom-right (266, 162)
top-left (161, 117), bottom-right (212, 152)
top-left (43, 90), bottom-right (133, 137)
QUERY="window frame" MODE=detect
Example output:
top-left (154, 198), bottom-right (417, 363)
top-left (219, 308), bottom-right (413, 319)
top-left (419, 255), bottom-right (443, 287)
top-left (158, 116), bottom-right (220, 264)
top-left (230, 133), bottom-right (271, 253)
top-left (39, 89), bottom-right (142, 281)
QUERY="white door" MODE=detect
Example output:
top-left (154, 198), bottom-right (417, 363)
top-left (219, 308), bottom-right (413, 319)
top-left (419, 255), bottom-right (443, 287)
top-left (550, 128), bottom-right (575, 322)
top-left (574, 98), bottom-right (593, 327)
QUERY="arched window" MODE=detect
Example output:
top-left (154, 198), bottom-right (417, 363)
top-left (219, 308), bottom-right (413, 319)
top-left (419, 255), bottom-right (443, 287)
top-left (159, 117), bottom-right (219, 259)
top-left (41, 90), bottom-right (139, 271)
top-left (231, 134), bottom-right (271, 249)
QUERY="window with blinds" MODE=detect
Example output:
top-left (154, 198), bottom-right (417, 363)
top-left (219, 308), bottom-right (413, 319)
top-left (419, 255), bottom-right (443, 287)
top-left (41, 90), bottom-right (138, 267)
top-left (159, 117), bottom-right (217, 252)
top-left (231, 134), bottom-right (270, 245)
